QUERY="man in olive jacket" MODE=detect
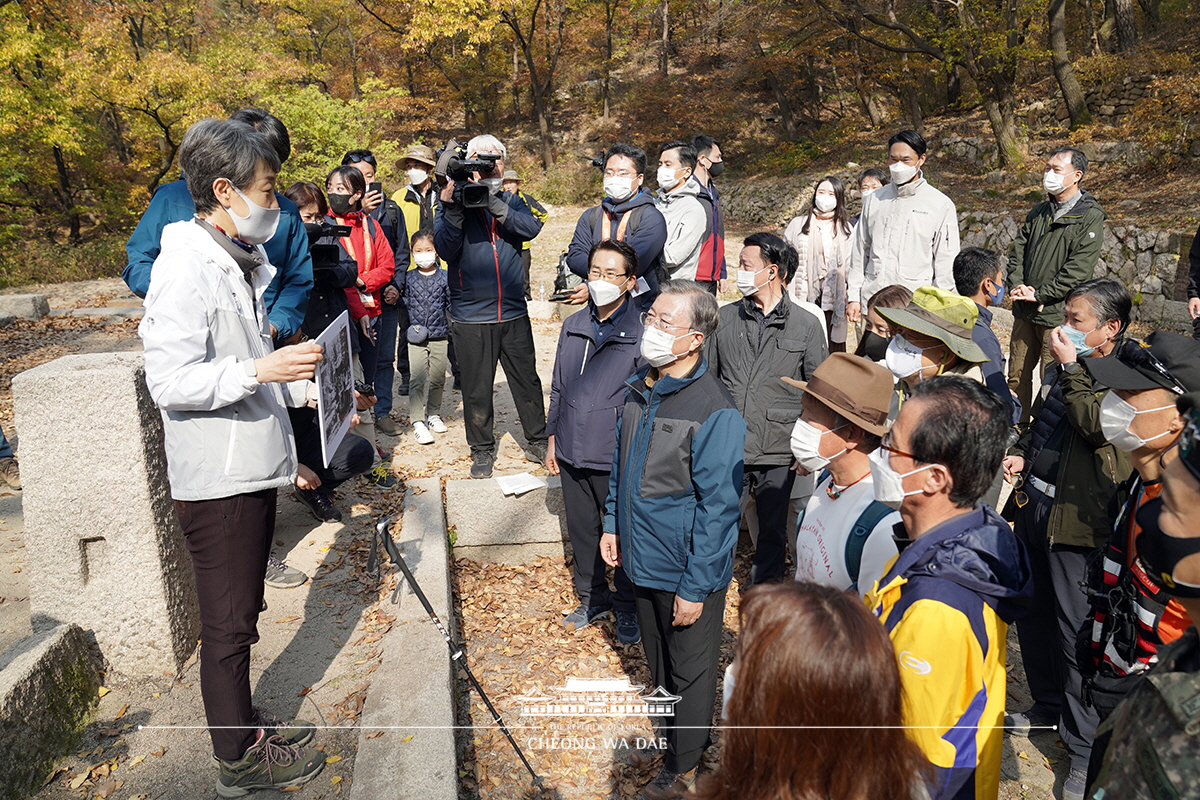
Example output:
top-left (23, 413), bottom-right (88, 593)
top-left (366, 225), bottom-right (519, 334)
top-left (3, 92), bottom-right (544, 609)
top-left (709, 232), bottom-right (828, 584)
top-left (1008, 146), bottom-right (1105, 425)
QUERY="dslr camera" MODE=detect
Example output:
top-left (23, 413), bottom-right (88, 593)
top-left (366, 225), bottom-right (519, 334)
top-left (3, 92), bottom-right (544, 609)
top-left (434, 139), bottom-right (502, 209)
top-left (304, 219), bottom-right (352, 271)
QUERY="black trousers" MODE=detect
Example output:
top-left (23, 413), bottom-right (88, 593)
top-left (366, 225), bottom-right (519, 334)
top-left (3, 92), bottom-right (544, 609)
top-left (559, 461), bottom-right (635, 612)
top-left (521, 249), bottom-right (533, 299)
top-left (743, 463), bottom-right (796, 585)
top-left (450, 316), bottom-right (547, 454)
top-left (289, 407), bottom-right (375, 490)
top-left (1014, 498), bottom-right (1099, 772)
top-left (176, 489), bottom-right (276, 761)
top-left (635, 585), bottom-right (727, 774)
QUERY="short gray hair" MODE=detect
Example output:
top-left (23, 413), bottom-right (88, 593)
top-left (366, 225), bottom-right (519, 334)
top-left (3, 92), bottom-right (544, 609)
top-left (466, 134), bottom-right (506, 160)
top-left (179, 119), bottom-right (281, 214)
top-left (659, 280), bottom-right (719, 337)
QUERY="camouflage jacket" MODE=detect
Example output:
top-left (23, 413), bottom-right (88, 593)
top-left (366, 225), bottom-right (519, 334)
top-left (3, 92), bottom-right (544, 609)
top-left (1091, 626), bottom-right (1200, 800)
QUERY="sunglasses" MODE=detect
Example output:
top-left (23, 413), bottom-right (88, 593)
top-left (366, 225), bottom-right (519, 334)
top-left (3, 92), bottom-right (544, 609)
top-left (345, 153), bottom-right (377, 167)
top-left (1123, 339), bottom-right (1187, 396)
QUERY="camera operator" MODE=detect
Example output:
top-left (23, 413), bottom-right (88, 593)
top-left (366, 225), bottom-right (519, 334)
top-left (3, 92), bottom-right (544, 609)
top-left (433, 134), bottom-right (547, 479)
top-left (280, 181), bottom-right (375, 523)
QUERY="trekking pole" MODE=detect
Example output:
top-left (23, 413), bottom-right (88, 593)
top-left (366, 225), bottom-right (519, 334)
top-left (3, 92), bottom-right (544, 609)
top-left (372, 517), bottom-right (544, 789)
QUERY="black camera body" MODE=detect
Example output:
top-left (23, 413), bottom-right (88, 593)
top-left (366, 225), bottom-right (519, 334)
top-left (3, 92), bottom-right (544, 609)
top-left (434, 139), bottom-right (502, 208)
top-left (305, 219), bottom-right (352, 271)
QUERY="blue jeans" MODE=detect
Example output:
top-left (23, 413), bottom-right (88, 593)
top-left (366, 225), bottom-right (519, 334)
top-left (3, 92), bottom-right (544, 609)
top-left (374, 302), bottom-right (410, 417)
top-left (0, 427), bottom-right (12, 460)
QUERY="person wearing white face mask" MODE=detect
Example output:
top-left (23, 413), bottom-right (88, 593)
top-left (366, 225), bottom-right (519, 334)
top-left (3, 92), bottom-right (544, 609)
top-left (1007, 146), bottom-right (1106, 428)
top-left (653, 140), bottom-right (709, 282)
top-left (780, 353), bottom-right (900, 598)
top-left (545, 240), bottom-right (645, 645)
top-left (599, 281), bottom-right (745, 797)
top-left (564, 143), bottom-right (669, 304)
top-left (783, 175), bottom-right (854, 351)
top-left (139, 119), bottom-right (329, 796)
top-left (850, 167), bottom-right (887, 226)
top-left (709, 233), bottom-right (828, 585)
top-left (1075, 331), bottom-right (1200, 791)
top-left (866, 375), bottom-right (1032, 800)
top-left (847, 129), bottom-right (959, 326)
top-left (875, 286), bottom-right (989, 396)
top-left (393, 143), bottom-right (465, 393)
top-left (1000, 277), bottom-right (1133, 798)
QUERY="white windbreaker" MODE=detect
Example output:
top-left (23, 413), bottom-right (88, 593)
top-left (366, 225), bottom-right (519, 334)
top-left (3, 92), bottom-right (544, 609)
top-left (139, 220), bottom-right (306, 501)
top-left (847, 172), bottom-right (959, 306)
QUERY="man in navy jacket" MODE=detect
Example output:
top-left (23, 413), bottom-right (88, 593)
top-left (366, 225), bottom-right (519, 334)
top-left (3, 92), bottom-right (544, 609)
top-left (601, 281), bottom-right (745, 798)
top-left (123, 108), bottom-right (313, 343)
top-left (565, 143), bottom-right (668, 299)
top-left (433, 134), bottom-right (545, 478)
top-left (546, 240), bottom-right (645, 645)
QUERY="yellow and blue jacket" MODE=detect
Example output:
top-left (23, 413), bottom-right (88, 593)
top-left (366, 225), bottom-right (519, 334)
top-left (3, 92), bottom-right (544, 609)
top-left (866, 505), bottom-right (1032, 800)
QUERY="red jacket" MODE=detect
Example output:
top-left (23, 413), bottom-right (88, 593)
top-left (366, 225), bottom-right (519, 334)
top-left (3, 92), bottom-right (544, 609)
top-left (330, 211), bottom-right (394, 319)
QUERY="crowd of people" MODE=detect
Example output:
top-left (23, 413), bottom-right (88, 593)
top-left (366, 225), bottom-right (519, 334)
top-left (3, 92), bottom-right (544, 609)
top-left (113, 106), bottom-right (1200, 800)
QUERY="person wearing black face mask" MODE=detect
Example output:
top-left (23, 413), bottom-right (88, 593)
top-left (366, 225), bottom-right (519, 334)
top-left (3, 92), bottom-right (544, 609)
top-left (853, 284), bottom-right (912, 363)
top-left (1074, 333), bottom-right (1200, 794)
top-left (690, 133), bottom-right (727, 297)
top-left (1090, 391), bottom-right (1200, 800)
top-left (953, 247), bottom-right (1020, 429)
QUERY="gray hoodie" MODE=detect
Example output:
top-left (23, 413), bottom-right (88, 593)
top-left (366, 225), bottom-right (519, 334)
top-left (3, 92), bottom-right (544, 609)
top-left (654, 178), bottom-right (708, 281)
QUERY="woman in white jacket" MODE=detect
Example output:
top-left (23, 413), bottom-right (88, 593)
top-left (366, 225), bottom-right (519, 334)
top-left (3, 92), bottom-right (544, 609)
top-left (138, 118), bottom-right (327, 797)
top-left (783, 176), bottom-right (854, 352)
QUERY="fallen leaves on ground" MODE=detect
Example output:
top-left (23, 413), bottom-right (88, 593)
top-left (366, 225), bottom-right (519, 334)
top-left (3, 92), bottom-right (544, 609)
top-left (452, 550), bottom-right (751, 799)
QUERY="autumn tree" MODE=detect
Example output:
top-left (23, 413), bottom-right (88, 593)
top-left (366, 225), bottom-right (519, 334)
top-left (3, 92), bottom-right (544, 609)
top-left (813, 0), bottom-right (1039, 166)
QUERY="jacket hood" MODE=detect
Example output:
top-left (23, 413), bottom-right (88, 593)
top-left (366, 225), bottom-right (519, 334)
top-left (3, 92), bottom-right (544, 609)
top-left (655, 178), bottom-right (703, 204)
top-left (603, 189), bottom-right (658, 214)
top-left (158, 220), bottom-right (276, 291)
top-left (896, 505), bottom-right (1033, 623)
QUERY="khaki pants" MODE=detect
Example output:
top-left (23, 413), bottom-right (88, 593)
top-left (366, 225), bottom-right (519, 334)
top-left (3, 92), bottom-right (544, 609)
top-left (1008, 316), bottom-right (1055, 426)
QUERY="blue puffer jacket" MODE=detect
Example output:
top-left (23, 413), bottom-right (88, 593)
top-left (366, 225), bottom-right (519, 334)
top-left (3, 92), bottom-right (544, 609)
top-left (547, 295), bottom-right (644, 471)
top-left (603, 359), bottom-right (745, 602)
top-left (565, 191), bottom-right (669, 293)
top-left (123, 178), bottom-right (314, 341)
top-left (433, 191), bottom-right (542, 323)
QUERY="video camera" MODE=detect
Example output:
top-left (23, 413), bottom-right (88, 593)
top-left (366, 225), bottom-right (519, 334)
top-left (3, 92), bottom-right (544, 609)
top-left (304, 219), bottom-right (352, 271)
top-left (434, 139), bottom-right (502, 208)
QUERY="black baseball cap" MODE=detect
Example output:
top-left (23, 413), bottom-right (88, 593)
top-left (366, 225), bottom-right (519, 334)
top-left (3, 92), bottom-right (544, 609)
top-left (1084, 331), bottom-right (1200, 395)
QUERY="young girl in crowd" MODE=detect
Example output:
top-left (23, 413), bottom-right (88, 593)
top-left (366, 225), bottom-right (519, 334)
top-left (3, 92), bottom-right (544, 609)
top-left (783, 175), bottom-right (854, 352)
top-left (402, 229), bottom-right (450, 445)
top-left (325, 165), bottom-right (395, 486)
top-left (854, 283), bottom-right (913, 362)
top-left (699, 581), bottom-right (931, 800)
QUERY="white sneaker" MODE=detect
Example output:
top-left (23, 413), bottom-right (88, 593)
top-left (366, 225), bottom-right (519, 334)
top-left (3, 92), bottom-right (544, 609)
top-left (427, 415), bottom-right (448, 434)
top-left (413, 421), bottom-right (434, 445)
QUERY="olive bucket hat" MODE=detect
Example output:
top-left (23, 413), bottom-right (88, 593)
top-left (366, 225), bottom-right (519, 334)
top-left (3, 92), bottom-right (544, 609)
top-left (876, 286), bottom-right (987, 363)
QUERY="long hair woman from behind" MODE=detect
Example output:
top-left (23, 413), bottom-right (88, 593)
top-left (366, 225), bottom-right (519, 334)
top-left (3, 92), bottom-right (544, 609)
top-left (696, 581), bottom-right (931, 800)
top-left (782, 175), bottom-right (854, 352)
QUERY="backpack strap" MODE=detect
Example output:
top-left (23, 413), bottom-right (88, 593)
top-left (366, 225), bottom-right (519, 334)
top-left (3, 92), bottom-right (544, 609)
top-left (846, 500), bottom-right (893, 593)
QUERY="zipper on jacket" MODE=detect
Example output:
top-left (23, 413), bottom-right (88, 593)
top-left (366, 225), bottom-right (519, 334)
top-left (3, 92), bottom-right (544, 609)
top-left (488, 213), bottom-right (502, 322)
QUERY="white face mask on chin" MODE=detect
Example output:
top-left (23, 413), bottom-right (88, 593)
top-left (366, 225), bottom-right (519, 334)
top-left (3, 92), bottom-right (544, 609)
top-left (1099, 391), bottom-right (1177, 452)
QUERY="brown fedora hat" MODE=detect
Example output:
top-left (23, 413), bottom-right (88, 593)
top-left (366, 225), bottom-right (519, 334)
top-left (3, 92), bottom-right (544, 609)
top-left (781, 352), bottom-right (893, 436)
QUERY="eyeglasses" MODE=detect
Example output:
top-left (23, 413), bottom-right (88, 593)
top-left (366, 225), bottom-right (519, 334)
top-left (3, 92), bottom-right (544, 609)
top-left (345, 153), bottom-right (377, 166)
top-left (587, 269), bottom-right (631, 281)
top-left (879, 434), bottom-right (919, 462)
top-left (1012, 473), bottom-right (1029, 508)
top-left (640, 312), bottom-right (692, 334)
top-left (1123, 339), bottom-right (1187, 396)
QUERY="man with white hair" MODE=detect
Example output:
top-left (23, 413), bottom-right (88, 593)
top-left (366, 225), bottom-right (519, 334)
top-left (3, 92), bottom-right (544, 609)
top-left (434, 134), bottom-right (547, 478)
